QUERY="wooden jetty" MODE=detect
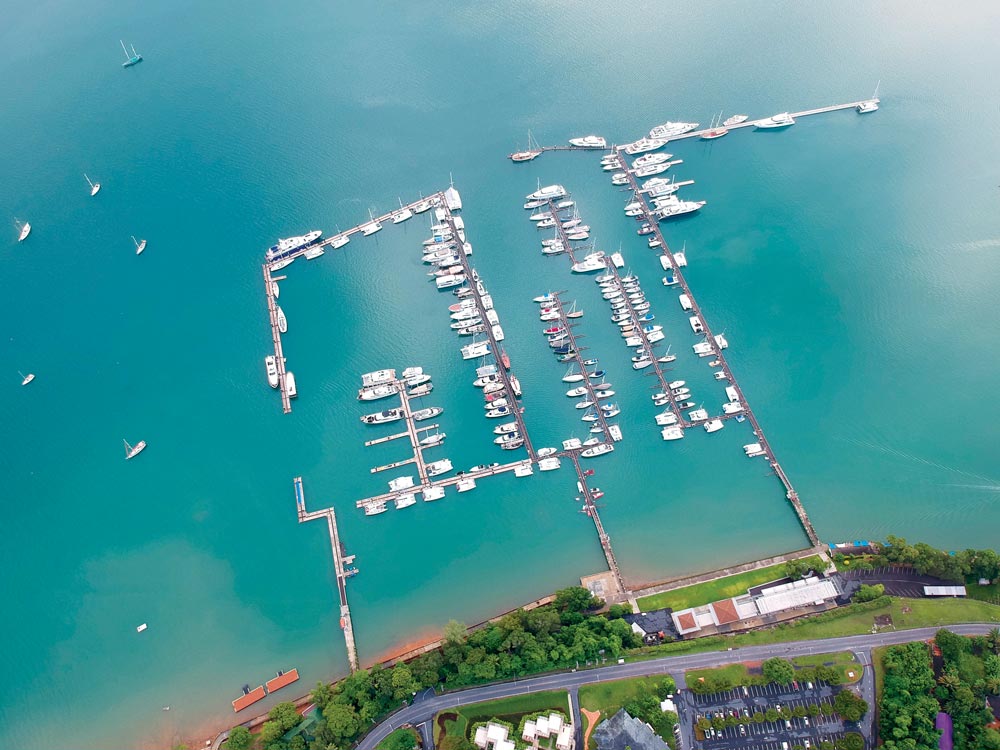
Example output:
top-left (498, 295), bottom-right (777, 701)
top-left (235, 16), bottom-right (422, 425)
top-left (608, 151), bottom-right (820, 546)
top-left (294, 477), bottom-right (360, 672)
top-left (566, 453), bottom-right (626, 600)
top-left (262, 263), bottom-right (292, 414)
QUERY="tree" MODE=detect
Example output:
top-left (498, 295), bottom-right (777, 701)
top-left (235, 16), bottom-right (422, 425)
top-left (381, 730), bottom-right (418, 750)
top-left (851, 583), bottom-right (885, 603)
top-left (833, 690), bottom-right (869, 722)
top-left (259, 720), bottom-right (285, 747)
top-left (443, 620), bottom-right (467, 645)
top-left (269, 702), bottom-right (302, 732)
top-left (784, 558), bottom-right (814, 579)
top-left (323, 702), bottom-right (361, 742)
top-left (390, 664), bottom-right (419, 701)
top-left (983, 729), bottom-right (1000, 750)
top-left (606, 604), bottom-right (629, 619)
top-left (312, 681), bottom-right (334, 709)
top-left (835, 734), bottom-right (864, 750)
top-left (554, 586), bottom-right (601, 613)
top-left (765, 708), bottom-right (779, 722)
top-left (225, 726), bottom-right (253, 750)
top-left (762, 657), bottom-right (796, 685)
top-left (988, 627), bottom-right (1000, 654)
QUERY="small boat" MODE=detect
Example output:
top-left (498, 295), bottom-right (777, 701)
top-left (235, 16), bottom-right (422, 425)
top-left (537, 447), bottom-right (558, 457)
top-left (124, 438), bottom-right (147, 460)
top-left (264, 355), bottom-right (279, 388)
top-left (85, 173), bottom-right (101, 196)
top-left (526, 184), bottom-right (567, 201)
top-left (456, 477), bottom-right (477, 492)
top-left (19, 370), bottom-right (35, 386)
top-left (422, 486), bottom-right (445, 502)
top-left (659, 354), bottom-right (676, 363)
top-left (426, 459), bottom-right (454, 477)
top-left (575, 400), bottom-right (594, 410)
top-left (589, 370), bottom-right (606, 379)
top-left (655, 410), bottom-right (677, 426)
top-left (688, 408), bottom-right (709, 422)
top-left (136, 623), bottom-right (148, 633)
top-left (622, 137), bottom-right (667, 155)
top-left (723, 401), bottom-right (743, 414)
top-left (276, 306), bottom-right (287, 334)
top-left (389, 476), bottom-right (416, 492)
top-left (485, 406), bottom-right (511, 418)
top-left (405, 373), bottom-right (432, 387)
top-left (120, 39), bottom-right (143, 68)
top-left (568, 135), bottom-right (607, 148)
top-left (494, 432), bottom-right (521, 445)
top-left (566, 386), bottom-right (588, 397)
top-left (284, 371), bottom-right (297, 398)
top-left (723, 114), bottom-right (749, 126)
top-left (357, 383), bottom-right (399, 401)
top-left (510, 375), bottom-right (521, 396)
top-left (704, 419), bottom-right (724, 433)
top-left (494, 422), bottom-right (519, 435)
top-left (755, 112), bottom-right (795, 129)
top-left (470, 462), bottom-right (501, 472)
top-left (270, 257), bottom-right (294, 271)
top-left (484, 397), bottom-right (508, 411)
top-left (563, 369), bottom-right (585, 383)
top-left (857, 82), bottom-right (880, 113)
top-left (16, 219), bottom-right (31, 242)
top-left (633, 152), bottom-right (673, 168)
top-left (412, 197), bottom-right (433, 213)
top-left (412, 406), bottom-right (443, 421)
top-left (661, 426), bottom-right (684, 441)
top-left (392, 201), bottom-right (414, 224)
top-left (744, 442), bottom-right (766, 457)
top-left (364, 502), bottom-right (388, 515)
top-left (581, 443), bottom-right (613, 458)
top-left (537, 457), bottom-right (561, 471)
top-left (510, 130), bottom-right (542, 162)
top-left (594, 389), bottom-right (615, 399)
top-left (361, 409), bottom-right (403, 425)
top-left (648, 121), bottom-right (699, 139)
top-left (132, 235), bottom-right (146, 255)
top-left (303, 246), bottom-right (325, 260)
top-left (632, 359), bottom-right (651, 370)
top-left (331, 234), bottom-right (350, 249)
top-left (563, 438), bottom-right (583, 450)
top-left (420, 432), bottom-right (446, 447)
top-left (669, 380), bottom-right (686, 389)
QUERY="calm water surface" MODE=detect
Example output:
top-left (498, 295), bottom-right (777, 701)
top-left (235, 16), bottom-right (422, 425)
top-left (2, 1), bottom-right (999, 747)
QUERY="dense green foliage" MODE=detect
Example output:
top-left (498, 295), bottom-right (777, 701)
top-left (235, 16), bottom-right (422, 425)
top-left (225, 726), bottom-right (253, 750)
top-left (623, 688), bottom-right (678, 748)
top-left (377, 729), bottom-right (417, 750)
top-left (851, 584), bottom-right (885, 603)
top-left (933, 629), bottom-right (997, 749)
top-left (762, 657), bottom-right (795, 685)
top-left (837, 536), bottom-right (1000, 582)
top-left (832, 690), bottom-right (868, 722)
top-left (306, 588), bottom-right (637, 750)
top-left (879, 641), bottom-right (940, 749)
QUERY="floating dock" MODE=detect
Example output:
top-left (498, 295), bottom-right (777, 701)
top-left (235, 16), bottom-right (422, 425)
top-left (262, 263), bottom-right (292, 414)
top-left (295, 477), bottom-right (360, 672)
top-left (232, 685), bottom-right (266, 713)
top-left (265, 668), bottom-right (300, 694)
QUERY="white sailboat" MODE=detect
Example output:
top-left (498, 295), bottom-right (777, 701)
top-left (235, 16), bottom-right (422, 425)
top-left (19, 370), bottom-right (35, 386)
top-left (124, 438), bottom-right (147, 460)
top-left (85, 173), bottom-right (101, 196)
top-left (132, 235), bottom-right (146, 255)
top-left (15, 218), bottom-right (31, 242)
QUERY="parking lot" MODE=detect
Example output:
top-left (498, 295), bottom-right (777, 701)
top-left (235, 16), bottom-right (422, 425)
top-left (680, 680), bottom-right (861, 749)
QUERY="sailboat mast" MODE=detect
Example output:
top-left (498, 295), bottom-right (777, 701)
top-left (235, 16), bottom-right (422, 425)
top-left (120, 39), bottom-right (129, 57)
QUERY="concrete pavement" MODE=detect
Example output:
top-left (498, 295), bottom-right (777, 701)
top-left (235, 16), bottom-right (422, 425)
top-left (354, 624), bottom-right (996, 750)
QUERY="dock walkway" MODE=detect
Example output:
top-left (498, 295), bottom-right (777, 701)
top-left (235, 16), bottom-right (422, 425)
top-left (295, 477), bottom-right (359, 672)
top-left (262, 264), bottom-right (292, 414)
top-left (610, 151), bottom-right (820, 546)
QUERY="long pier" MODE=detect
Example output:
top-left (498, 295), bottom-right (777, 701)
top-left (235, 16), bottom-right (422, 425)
top-left (294, 477), bottom-right (359, 672)
top-left (610, 151), bottom-right (820, 546)
top-left (566, 453), bottom-right (626, 599)
top-left (519, 98), bottom-right (877, 160)
top-left (262, 264), bottom-right (292, 414)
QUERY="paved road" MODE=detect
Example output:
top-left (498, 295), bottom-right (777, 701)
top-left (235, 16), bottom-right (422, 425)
top-left (354, 624), bottom-right (996, 750)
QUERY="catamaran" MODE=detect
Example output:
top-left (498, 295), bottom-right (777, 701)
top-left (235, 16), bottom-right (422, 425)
top-left (132, 235), bottom-right (146, 255)
top-left (85, 173), bottom-right (101, 196)
top-left (120, 40), bottom-right (143, 68)
top-left (124, 438), bottom-right (147, 460)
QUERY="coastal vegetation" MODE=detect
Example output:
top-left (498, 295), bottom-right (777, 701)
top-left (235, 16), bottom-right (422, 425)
top-left (635, 556), bottom-right (825, 611)
top-left (877, 630), bottom-right (1000, 750)
top-left (433, 691), bottom-right (569, 745)
top-left (833, 536), bottom-right (1000, 583)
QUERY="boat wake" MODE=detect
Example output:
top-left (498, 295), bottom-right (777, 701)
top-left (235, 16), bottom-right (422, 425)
top-left (840, 436), bottom-right (1000, 487)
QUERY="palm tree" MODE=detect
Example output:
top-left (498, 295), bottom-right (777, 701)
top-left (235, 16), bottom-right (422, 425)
top-left (938, 671), bottom-right (961, 690)
top-left (987, 627), bottom-right (1000, 654)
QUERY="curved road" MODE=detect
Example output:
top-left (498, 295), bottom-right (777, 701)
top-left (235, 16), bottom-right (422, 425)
top-left (354, 624), bottom-right (996, 750)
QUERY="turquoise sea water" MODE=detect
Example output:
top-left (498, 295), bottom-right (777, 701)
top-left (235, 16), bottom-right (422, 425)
top-left (3, 1), bottom-right (1000, 748)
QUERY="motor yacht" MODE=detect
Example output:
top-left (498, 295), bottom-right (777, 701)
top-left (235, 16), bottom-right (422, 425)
top-left (755, 112), bottom-right (795, 129)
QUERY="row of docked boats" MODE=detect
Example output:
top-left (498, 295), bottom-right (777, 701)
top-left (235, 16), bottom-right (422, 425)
top-left (602, 153), bottom-right (706, 224)
top-left (509, 132), bottom-right (608, 163)
top-left (263, 354), bottom-right (297, 399)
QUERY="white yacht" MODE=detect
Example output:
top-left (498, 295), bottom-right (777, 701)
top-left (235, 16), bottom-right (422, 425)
top-left (461, 340), bottom-right (491, 360)
top-left (456, 477), bottom-right (477, 492)
top-left (389, 476), bottom-right (416, 492)
top-left (723, 114), bottom-right (749, 126)
top-left (357, 383), bottom-right (399, 401)
top-left (392, 205), bottom-right (414, 224)
top-left (744, 443), bottom-right (767, 458)
top-left (284, 371), bottom-right (297, 398)
top-left (514, 462), bottom-right (534, 477)
top-left (653, 200), bottom-right (706, 220)
top-left (419, 432), bottom-right (446, 447)
top-left (445, 185), bottom-right (462, 211)
top-left (437, 274), bottom-right (466, 290)
top-left (362, 369), bottom-right (396, 386)
top-left (426, 459), bottom-right (454, 477)
top-left (85, 173), bottom-right (101, 196)
top-left (276, 306), bottom-right (287, 333)
top-left (132, 235), bottom-right (147, 255)
top-left (693, 341), bottom-right (714, 356)
top-left (303, 246), bottom-right (325, 259)
top-left (331, 234), bottom-right (350, 249)
top-left (688, 408), bottom-right (709, 421)
top-left (581, 443), bottom-right (613, 458)
top-left (622, 137), bottom-right (667, 155)
top-left (634, 161), bottom-right (674, 178)
top-left (17, 220), bottom-right (31, 242)
top-left (723, 401), bottom-right (744, 414)
top-left (19, 371), bottom-right (35, 386)
top-left (661, 426), bottom-right (684, 441)
top-left (755, 112), bottom-right (795, 129)
top-left (632, 152), bottom-right (673, 169)
top-left (422, 486), bottom-right (445, 502)
top-left (571, 253), bottom-right (606, 273)
top-left (655, 410), bottom-right (677, 426)
top-left (364, 502), bottom-right (388, 516)
top-left (704, 419), bottom-right (724, 433)
top-left (568, 135), bottom-right (607, 148)
top-left (526, 184), bottom-right (567, 201)
top-left (411, 406), bottom-right (444, 421)
top-left (264, 355), bottom-right (279, 388)
top-left (394, 493), bottom-right (417, 509)
top-left (266, 230), bottom-right (322, 261)
top-left (361, 408), bottom-right (403, 425)
top-left (648, 121), bottom-right (699, 139)
top-left (360, 218), bottom-right (382, 236)
top-left (537, 457), bottom-right (561, 471)
top-left (124, 438), bottom-right (147, 459)
top-left (412, 197), bottom-right (433, 214)
top-left (857, 99), bottom-right (879, 113)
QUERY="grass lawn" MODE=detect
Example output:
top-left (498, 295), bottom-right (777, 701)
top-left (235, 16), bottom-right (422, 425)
top-left (686, 651), bottom-right (862, 688)
top-left (578, 675), bottom-right (671, 714)
top-left (378, 728), bottom-right (420, 750)
top-left (966, 577), bottom-right (1000, 605)
top-left (626, 597), bottom-right (1000, 662)
top-left (871, 645), bottom-right (890, 704)
top-left (636, 556), bottom-right (824, 611)
top-left (434, 690), bottom-right (568, 744)
top-left (686, 663), bottom-right (750, 688)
